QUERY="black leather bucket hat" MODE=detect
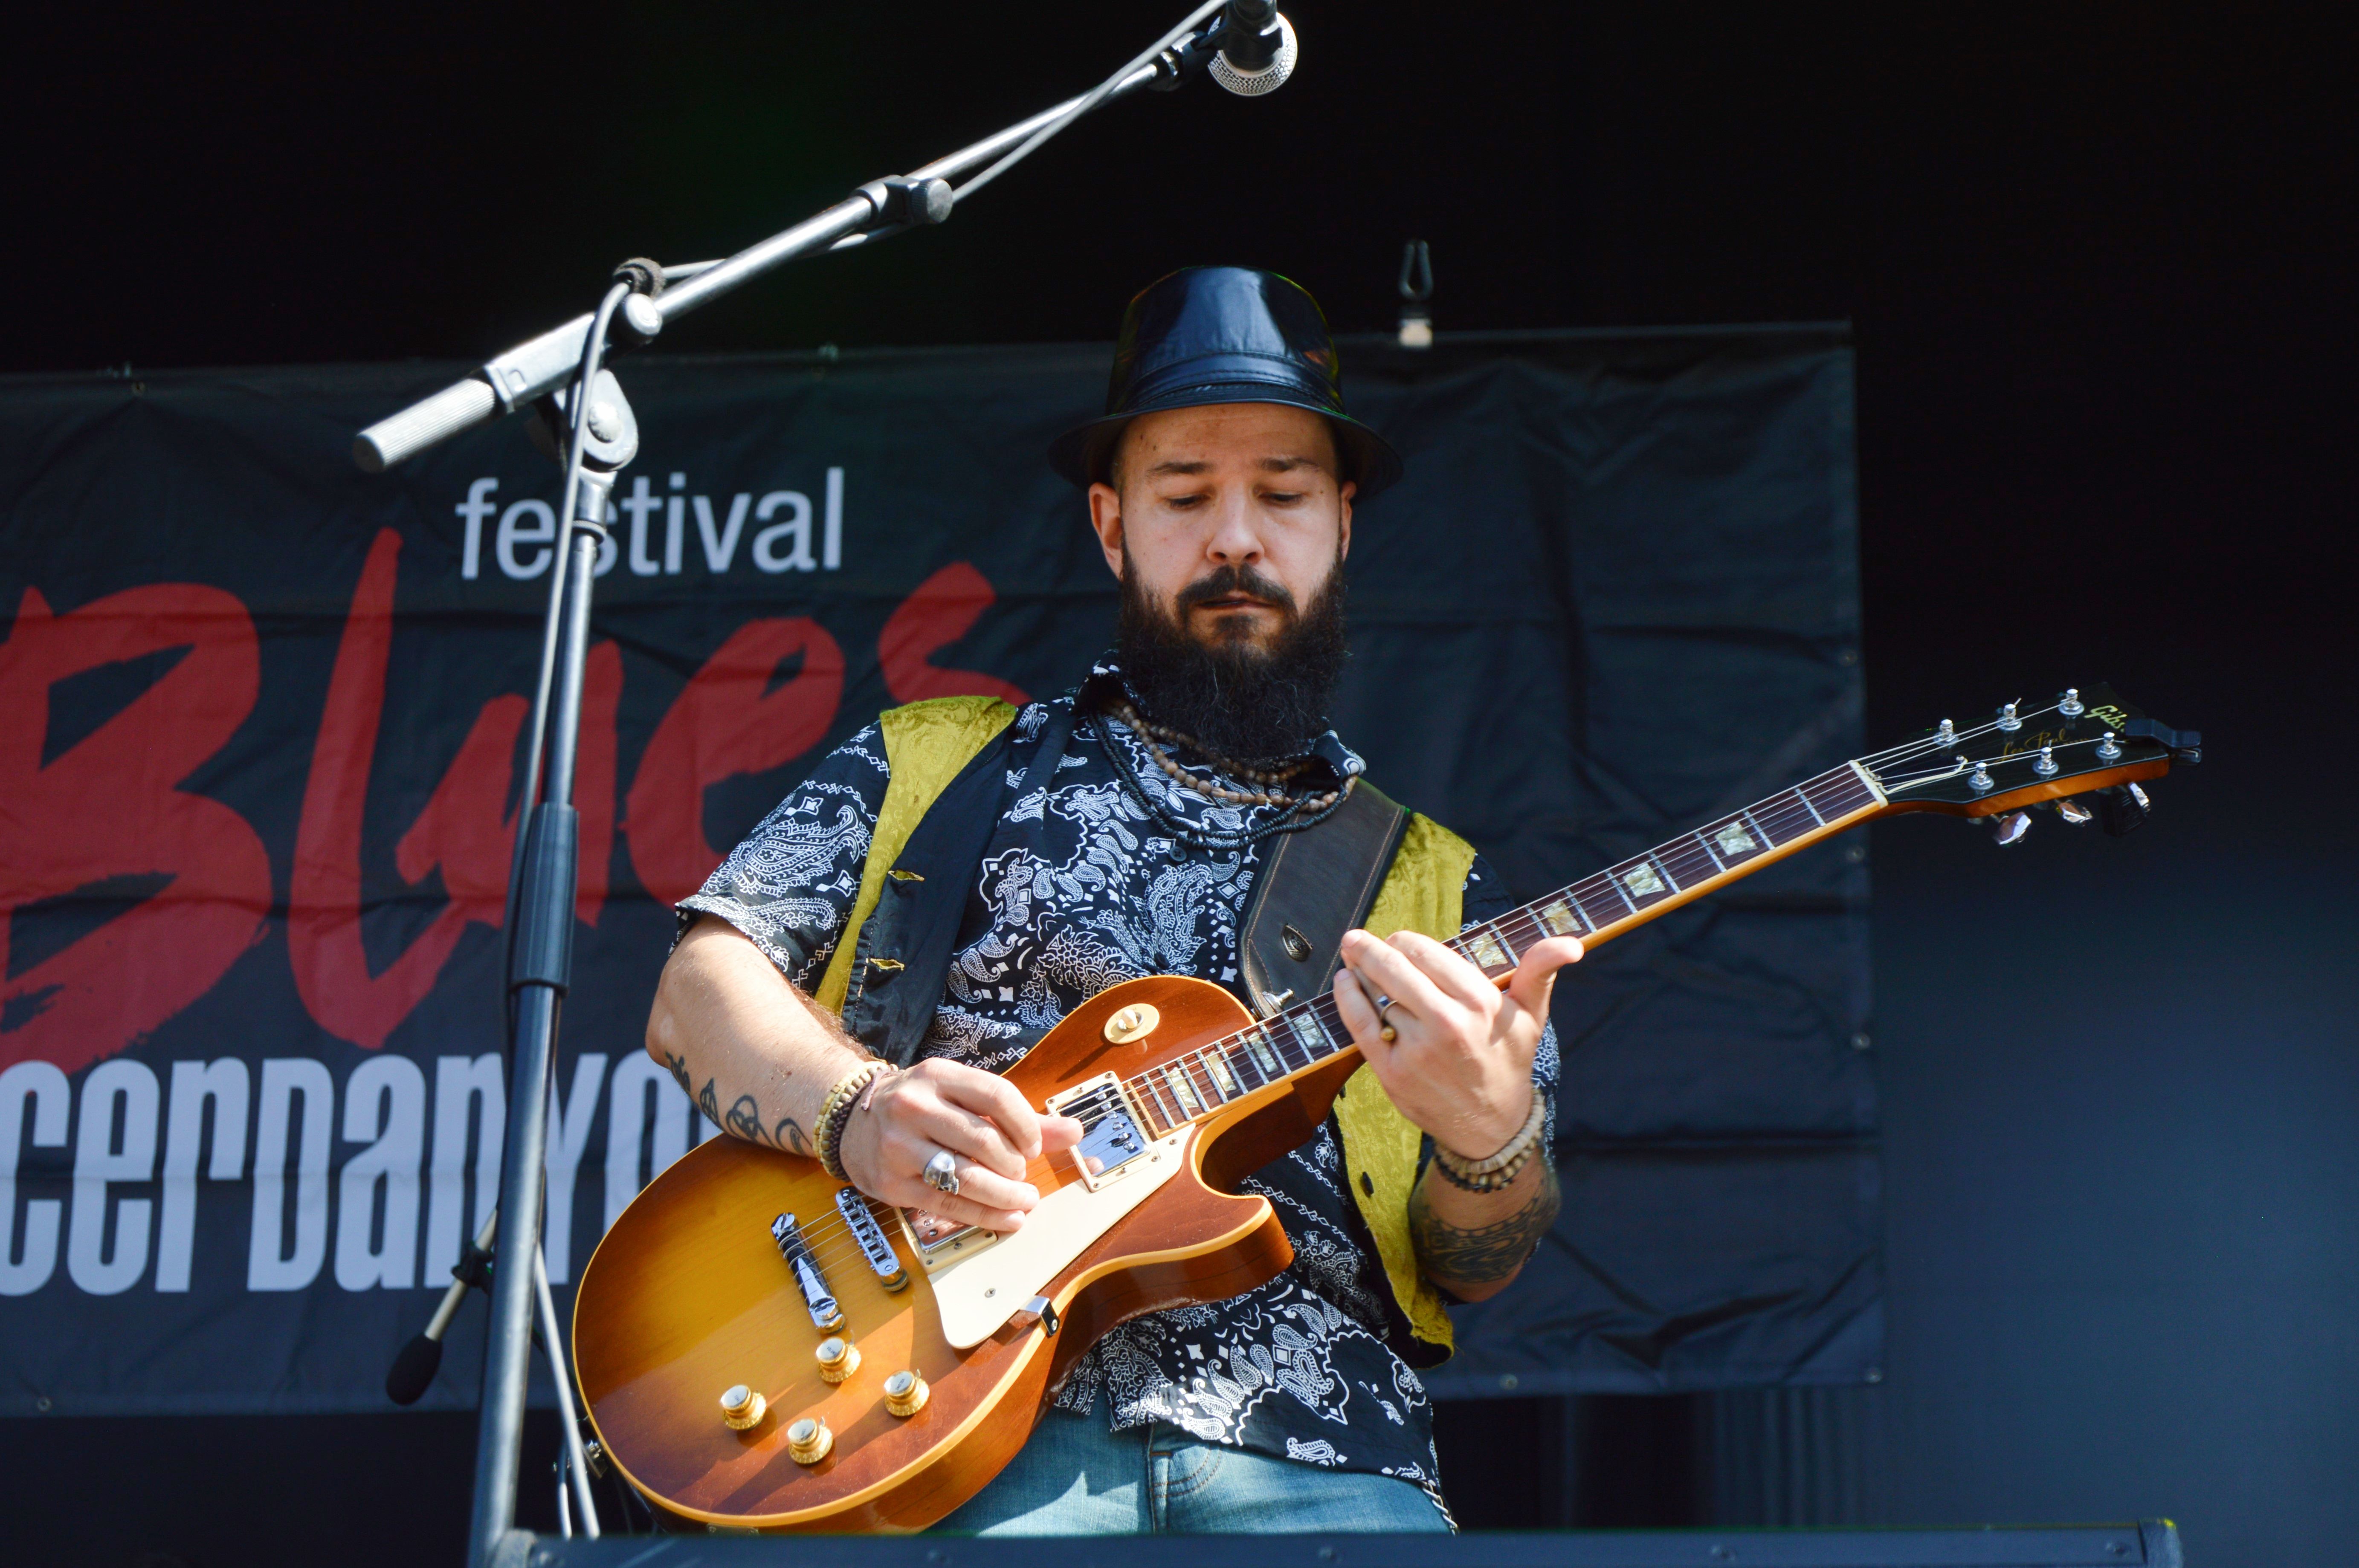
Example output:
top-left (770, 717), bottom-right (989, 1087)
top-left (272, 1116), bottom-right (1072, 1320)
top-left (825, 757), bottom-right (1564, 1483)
top-left (1048, 266), bottom-right (1403, 498)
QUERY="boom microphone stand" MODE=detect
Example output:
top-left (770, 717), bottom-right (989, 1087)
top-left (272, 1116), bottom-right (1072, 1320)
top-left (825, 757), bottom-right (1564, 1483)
top-left (353, 6), bottom-right (1297, 1565)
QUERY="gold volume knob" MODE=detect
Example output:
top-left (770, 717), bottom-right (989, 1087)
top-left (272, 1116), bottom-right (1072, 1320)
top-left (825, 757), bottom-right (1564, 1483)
top-left (718, 1384), bottom-right (766, 1431)
top-left (814, 1336), bottom-right (861, 1384)
top-left (786, 1416), bottom-right (834, 1465)
top-left (882, 1370), bottom-right (930, 1418)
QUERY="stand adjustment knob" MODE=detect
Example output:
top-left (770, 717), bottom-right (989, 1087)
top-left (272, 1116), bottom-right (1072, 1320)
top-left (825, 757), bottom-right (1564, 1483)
top-left (815, 1336), bottom-right (861, 1384)
top-left (787, 1416), bottom-right (834, 1465)
top-left (883, 1370), bottom-right (930, 1418)
top-left (719, 1384), bottom-right (767, 1431)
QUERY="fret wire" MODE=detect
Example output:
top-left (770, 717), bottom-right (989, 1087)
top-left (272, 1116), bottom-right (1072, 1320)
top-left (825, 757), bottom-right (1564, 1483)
top-left (1648, 853), bottom-right (1683, 893)
top-left (1189, 1051), bottom-right (1232, 1106)
top-left (1695, 829), bottom-right (1728, 873)
top-left (1793, 786), bottom-right (1827, 827)
top-left (1739, 807), bottom-right (1775, 848)
top-left (1234, 1037), bottom-right (1266, 1091)
top-left (1198, 1047), bottom-right (1236, 1108)
top-left (1138, 1074), bottom-right (1181, 1129)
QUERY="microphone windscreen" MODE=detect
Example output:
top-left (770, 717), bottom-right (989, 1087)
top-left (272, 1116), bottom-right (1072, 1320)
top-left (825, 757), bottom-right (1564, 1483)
top-left (386, 1332), bottom-right (444, 1406)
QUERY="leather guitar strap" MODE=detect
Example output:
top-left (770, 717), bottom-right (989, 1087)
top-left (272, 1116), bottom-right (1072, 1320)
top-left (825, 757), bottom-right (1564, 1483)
top-left (1237, 781), bottom-right (1411, 1019)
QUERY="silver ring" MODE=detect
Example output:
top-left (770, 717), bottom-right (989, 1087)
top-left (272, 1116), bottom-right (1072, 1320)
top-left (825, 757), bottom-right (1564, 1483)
top-left (1374, 992), bottom-right (1399, 1043)
top-left (922, 1148), bottom-right (961, 1198)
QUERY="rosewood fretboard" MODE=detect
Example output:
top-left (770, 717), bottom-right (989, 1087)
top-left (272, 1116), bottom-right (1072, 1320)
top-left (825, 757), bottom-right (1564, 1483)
top-left (1111, 761), bottom-right (1884, 1138)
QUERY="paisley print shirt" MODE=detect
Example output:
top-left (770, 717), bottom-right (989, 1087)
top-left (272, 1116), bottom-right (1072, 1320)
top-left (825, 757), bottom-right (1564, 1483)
top-left (680, 668), bottom-right (1559, 1517)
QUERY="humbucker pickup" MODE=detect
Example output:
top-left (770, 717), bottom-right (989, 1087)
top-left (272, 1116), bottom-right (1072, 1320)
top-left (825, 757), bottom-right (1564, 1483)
top-left (1044, 1073), bottom-right (1152, 1192)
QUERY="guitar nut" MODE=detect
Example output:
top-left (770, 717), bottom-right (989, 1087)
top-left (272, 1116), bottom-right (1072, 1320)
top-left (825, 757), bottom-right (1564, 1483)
top-left (815, 1336), bottom-right (860, 1384)
top-left (787, 1416), bottom-right (834, 1465)
top-left (719, 1384), bottom-right (766, 1431)
top-left (883, 1370), bottom-right (930, 1418)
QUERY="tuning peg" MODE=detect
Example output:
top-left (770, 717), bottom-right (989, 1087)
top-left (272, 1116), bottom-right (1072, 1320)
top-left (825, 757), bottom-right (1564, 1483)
top-left (2034, 744), bottom-right (2058, 776)
top-left (2095, 782), bottom-right (2151, 837)
top-left (1967, 757), bottom-right (1994, 793)
top-left (1997, 701), bottom-right (2023, 732)
top-left (1992, 810), bottom-right (2032, 845)
top-left (2056, 797), bottom-right (2093, 825)
top-left (2096, 731), bottom-right (2122, 761)
top-left (2059, 688), bottom-right (2085, 717)
top-left (1936, 719), bottom-right (1957, 746)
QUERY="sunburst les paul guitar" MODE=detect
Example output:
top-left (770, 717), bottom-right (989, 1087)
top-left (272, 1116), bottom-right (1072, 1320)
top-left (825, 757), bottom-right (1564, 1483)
top-left (571, 684), bottom-right (2198, 1531)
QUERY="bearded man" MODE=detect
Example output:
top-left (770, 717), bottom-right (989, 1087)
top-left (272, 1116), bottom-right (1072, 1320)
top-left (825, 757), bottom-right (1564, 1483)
top-left (648, 266), bottom-right (1581, 1534)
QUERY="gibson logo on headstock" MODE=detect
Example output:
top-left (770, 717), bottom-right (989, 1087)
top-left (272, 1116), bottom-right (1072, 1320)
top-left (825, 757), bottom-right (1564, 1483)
top-left (2088, 704), bottom-right (2131, 731)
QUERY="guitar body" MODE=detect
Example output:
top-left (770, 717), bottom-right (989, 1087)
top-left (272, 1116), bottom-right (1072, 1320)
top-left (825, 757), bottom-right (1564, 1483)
top-left (573, 974), bottom-right (1356, 1532)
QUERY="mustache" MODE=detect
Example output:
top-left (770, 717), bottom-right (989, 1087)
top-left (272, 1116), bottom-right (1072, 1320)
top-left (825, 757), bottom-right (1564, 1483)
top-left (1174, 564), bottom-right (1298, 617)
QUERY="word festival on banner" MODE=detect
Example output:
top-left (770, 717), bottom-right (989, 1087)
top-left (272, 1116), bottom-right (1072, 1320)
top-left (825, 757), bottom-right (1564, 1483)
top-left (455, 469), bottom-right (849, 581)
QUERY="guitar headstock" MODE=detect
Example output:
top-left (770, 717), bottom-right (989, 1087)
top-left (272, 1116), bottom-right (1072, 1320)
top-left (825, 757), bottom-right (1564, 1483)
top-left (1867, 683), bottom-right (2199, 836)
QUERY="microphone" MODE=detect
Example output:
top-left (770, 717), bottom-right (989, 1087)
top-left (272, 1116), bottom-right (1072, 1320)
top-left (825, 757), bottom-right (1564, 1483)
top-left (1209, 0), bottom-right (1298, 96)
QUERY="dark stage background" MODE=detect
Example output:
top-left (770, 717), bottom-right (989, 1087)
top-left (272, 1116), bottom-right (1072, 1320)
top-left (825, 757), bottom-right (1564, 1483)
top-left (3, 4), bottom-right (2352, 1566)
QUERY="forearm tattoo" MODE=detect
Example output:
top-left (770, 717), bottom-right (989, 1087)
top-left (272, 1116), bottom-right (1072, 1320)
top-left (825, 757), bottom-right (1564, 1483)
top-left (673, 1054), bottom-right (809, 1155)
top-left (1409, 1163), bottom-right (1562, 1287)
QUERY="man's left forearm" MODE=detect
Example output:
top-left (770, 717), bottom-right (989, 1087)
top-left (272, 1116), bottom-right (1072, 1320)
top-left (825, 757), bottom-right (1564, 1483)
top-left (1409, 1153), bottom-right (1561, 1303)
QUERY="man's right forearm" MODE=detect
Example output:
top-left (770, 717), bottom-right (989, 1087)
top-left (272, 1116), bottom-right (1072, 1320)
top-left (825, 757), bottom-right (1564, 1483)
top-left (645, 914), bottom-right (871, 1158)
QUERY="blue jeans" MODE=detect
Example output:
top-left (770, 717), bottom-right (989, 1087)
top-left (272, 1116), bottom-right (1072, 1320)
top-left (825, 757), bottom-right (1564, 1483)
top-left (934, 1403), bottom-right (1450, 1536)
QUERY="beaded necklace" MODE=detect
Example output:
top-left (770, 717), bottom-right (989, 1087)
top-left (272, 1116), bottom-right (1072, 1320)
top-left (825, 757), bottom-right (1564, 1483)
top-left (1098, 700), bottom-right (1355, 852)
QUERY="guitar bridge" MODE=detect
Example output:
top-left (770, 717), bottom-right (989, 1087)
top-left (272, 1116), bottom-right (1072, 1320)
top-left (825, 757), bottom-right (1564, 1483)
top-left (771, 1213), bottom-right (843, 1331)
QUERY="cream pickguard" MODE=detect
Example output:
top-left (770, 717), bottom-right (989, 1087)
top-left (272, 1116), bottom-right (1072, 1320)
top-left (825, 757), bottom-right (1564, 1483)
top-left (904, 1121), bottom-right (1192, 1349)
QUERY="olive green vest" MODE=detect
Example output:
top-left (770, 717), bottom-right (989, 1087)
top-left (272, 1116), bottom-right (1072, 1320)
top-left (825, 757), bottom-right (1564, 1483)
top-left (814, 695), bottom-right (1469, 1356)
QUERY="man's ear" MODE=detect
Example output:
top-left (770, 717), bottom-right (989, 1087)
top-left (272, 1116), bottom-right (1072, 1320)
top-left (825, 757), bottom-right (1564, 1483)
top-left (1337, 480), bottom-right (1355, 563)
top-left (1087, 482), bottom-right (1126, 579)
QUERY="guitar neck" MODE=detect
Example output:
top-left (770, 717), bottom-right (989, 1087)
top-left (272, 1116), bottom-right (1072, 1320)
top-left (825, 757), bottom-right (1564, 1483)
top-left (1114, 760), bottom-right (1887, 1139)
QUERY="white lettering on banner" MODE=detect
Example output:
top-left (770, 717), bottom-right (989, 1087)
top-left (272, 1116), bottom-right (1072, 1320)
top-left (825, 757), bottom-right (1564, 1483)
top-left (68, 1059), bottom-right (160, 1295)
top-left (753, 490), bottom-right (816, 572)
top-left (463, 470), bottom-right (845, 581)
top-left (497, 498), bottom-right (557, 580)
top-left (335, 1056), bottom-right (426, 1291)
top-left (9, 1051), bottom-right (730, 1296)
top-left (427, 1054), bottom-right (504, 1279)
top-left (158, 1059), bottom-right (250, 1292)
top-left (0, 1061), bottom-right (71, 1296)
top-left (603, 1054), bottom-right (698, 1231)
top-left (665, 473), bottom-right (687, 574)
top-left (248, 1059), bottom-right (334, 1291)
top-left (824, 466), bottom-right (843, 570)
top-left (541, 1054), bottom-right (607, 1284)
top-left (694, 494), bottom-right (751, 572)
top-left (458, 478), bottom-right (499, 579)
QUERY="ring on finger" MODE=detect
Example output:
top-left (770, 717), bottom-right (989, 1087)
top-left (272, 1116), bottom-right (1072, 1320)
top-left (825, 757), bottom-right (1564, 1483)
top-left (1374, 992), bottom-right (1400, 1044)
top-left (921, 1148), bottom-right (962, 1198)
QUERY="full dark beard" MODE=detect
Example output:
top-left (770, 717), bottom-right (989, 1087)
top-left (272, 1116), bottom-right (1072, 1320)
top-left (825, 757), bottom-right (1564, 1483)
top-left (1114, 551), bottom-right (1349, 763)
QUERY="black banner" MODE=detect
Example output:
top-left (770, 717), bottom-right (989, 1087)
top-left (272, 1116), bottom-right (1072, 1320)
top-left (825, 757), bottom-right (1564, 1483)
top-left (0, 327), bottom-right (1872, 1413)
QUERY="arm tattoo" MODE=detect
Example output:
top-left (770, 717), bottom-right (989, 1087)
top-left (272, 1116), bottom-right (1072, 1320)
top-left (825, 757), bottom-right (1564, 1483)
top-left (773, 1117), bottom-right (809, 1155)
top-left (698, 1077), bottom-right (719, 1129)
top-left (1409, 1165), bottom-right (1562, 1287)
top-left (724, 1094), bottom-right (768, 1145)
top-left (664, 1052), bottom-right (692, 1095)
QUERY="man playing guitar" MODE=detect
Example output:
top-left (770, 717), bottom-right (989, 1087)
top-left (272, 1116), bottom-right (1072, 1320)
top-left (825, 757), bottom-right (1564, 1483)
top-left (646, 266), bottom-right (1582, 1533)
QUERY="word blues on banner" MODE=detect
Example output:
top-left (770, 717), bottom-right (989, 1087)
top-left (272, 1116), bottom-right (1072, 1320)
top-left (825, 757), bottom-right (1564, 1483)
top-left (0, 1053), bottom-right (719, 1300)
top-left (456, 469), bottom-right (848, 581)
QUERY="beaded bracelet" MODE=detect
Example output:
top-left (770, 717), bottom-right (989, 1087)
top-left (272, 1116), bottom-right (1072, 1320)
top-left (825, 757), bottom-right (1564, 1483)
top-left (1430, 1094), bottom-right (1548, 1193)
top-left (815, 1061), bottom-right (893, 1181)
